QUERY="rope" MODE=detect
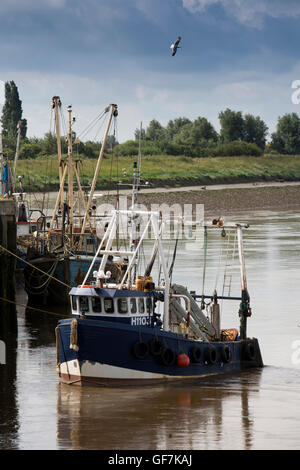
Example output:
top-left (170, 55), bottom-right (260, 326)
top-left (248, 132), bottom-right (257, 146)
top-left (70, 318), bottom-right (79, 351)
top-left (0, 244), bottom-right (71, 289)
top-left (26, 259), bottom-right (58, 292)
top-left (0, 295), bottom-right (68, 317)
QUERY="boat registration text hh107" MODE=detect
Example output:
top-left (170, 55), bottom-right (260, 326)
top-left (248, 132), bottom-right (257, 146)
top-left (131, 316), bottom-right (151, 326)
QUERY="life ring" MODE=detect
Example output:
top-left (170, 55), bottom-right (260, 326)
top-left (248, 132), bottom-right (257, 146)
top-left (132, 341), bottom-right (149, 360)
top-left (205, 345), bottom-right (217, 364)
top-left (160, 348), bottom-right (175, 366)
top-left (243, 341), bottom-right (256, 361)
top-left (149, 339), bottom-right (163, 356)
top-left (190, 346), bottom-right (202, 363)
top-left (221, 345), bottom-right (232, 363)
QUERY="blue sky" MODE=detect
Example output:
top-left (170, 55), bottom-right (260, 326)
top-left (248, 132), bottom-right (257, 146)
top-left (1, 0), bottom-right (300, 142)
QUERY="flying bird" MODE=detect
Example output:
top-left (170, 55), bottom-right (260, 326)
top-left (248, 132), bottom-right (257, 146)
top-left (170, 36), bottom-right (181, 56)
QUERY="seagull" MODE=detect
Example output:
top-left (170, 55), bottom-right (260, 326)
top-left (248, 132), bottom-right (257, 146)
top-left (170, 36), bottom-right (181, 56)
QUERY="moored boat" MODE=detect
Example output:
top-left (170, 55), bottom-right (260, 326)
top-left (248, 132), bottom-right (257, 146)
top-left (56, 208), bottom-right (263, 386)
top-left (23, 99), bottom-right (118, 306)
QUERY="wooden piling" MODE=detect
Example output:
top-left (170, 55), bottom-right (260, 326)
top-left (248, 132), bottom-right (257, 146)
top-left (0, 199), bottom-right (17, 335)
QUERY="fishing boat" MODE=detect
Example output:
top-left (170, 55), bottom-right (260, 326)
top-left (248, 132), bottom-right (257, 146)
top-left (0, 125), bottom-right (41, 270)
top-left (23, 98), bottom-right (118, 305)
top-left (56, 207), bottom-right (263, 386)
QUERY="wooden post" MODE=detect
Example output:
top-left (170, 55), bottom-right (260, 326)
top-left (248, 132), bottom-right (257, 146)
top-left (0, 199), bottom-right (17, 333)
top-left (0, 131), bottom-right (3, 196)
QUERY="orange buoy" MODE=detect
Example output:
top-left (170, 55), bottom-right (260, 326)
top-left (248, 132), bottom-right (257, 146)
top-left (176, 353), bottom-right (190, 368)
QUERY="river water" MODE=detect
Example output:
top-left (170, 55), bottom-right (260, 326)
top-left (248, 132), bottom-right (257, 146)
top-left (1, 209), bottom-right (300, 450)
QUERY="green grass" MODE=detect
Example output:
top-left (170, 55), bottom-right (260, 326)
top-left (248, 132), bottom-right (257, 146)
top-left (14, 153), bottom-right (300, 191)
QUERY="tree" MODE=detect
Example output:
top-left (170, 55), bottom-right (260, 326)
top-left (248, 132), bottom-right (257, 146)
top-left (166, 117), bottom-right (192, 141)
top-left (172, 117), bottom-right (218, 155)
top-left (1, 81), bottom-right (27, 138)
top-left (219, 108), bottom-right (244, 143)
top-left (271, 113), bottom-right (300, 154)
top-left (191, 117), bottom-right (218, 145)
top-left (40, 132), bottom-right (58, 155)
top-left (145, 119), bottom-right (166, 142)
top-left (243, 114), bottom-right (268, 149)
top-left (134, 126), bottom-right (146, 141)
top-left (20, 119), bottom-right (27, 139)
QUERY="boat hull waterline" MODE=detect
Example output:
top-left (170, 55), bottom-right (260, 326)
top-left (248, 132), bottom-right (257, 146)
top-left (56, 318), bottom-right (263, 386)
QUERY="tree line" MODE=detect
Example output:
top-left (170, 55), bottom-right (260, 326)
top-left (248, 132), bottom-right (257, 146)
top-left (2, 80), bottom-right (300, 159)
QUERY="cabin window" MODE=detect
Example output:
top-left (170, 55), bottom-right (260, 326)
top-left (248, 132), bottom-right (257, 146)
top-left (146, 297), bottom-right (152, 314)
top-left (71, 296), bottom-right (77, 311)
top-left (130, 298), bottom-right (137, 314)
top-left (118, 298), bottom-right (128, 314)
top-left (104, 298), bottom-right (114, 314)
top-left (138, 298), bottom-right (145, 314)
top-left (79, 296), bottom-right (89, 312)
top-left (91, 296), bottom-right (102, 313)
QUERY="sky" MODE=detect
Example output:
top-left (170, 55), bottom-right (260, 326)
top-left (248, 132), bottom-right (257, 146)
top-left (1, 0), bottom-right (300, 142)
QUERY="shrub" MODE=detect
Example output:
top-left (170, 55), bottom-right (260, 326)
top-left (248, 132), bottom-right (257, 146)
top-left (210, 141), bottom-right (263, 157)
top-left (19, 142), bottom-right (43, 159)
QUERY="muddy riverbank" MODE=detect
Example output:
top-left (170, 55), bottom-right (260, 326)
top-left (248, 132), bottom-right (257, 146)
top-left (94, 183), bottom-right (300, 215)
top-left (29, 181), bottom-right (300, 217)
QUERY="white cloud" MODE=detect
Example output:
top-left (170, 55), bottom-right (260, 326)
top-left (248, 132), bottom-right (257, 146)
top-left (183, 0), bottom-right (300, 27)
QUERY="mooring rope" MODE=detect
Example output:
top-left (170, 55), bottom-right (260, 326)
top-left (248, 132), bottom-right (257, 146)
top-left (0, 244), bottom-right (71, 289)
top-left (0, 295), bottom-right (68, 317)
top-left (70, 318), bottom-right (79, 351)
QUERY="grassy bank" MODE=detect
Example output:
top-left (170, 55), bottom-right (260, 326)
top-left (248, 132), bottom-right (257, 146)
top-left (15, 153), bottom-right (300, 191)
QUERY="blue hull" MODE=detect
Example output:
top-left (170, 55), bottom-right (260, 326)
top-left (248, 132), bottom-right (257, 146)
top-left (56, 318), bottom-right (263, 386)
top-left (24, 256), bottom-right (102, 306)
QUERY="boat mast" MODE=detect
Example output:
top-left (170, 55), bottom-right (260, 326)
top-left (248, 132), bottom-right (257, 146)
top-left (13, 120), bottom-right (22, 191)
top-left (67, 105), bottom-right (74, 244)
top-left (51, 96), bottom-right (64, 209)
top-left (80, 103), bottom-right (118, 237)
top-left (129, 122), bottom-right (143, 285)
top-left (236, 224), bottom-right (251, 339)
top-left (131, 122), bottom-right (142, 211)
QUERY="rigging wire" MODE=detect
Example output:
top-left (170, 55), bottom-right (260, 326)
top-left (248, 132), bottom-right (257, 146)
top-left (76, 108), bottom-right (107, 142)
top-left (220, 230), bottom-right (238, 315)
top-left (201, 226), bottom-right (208, 310)
top-left (59, 105), bottom-right (67, 138)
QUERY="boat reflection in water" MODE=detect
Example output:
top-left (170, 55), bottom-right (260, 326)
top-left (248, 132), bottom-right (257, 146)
top-left (56, 369), bottom-right (262, 450)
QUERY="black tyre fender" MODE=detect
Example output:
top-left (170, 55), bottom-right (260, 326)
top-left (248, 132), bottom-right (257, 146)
top-left (132, 341), bottom-right (149, 360)
top-left (160, 347), bottom-right (176, 366)
top-left (243, 341), bottom-right (256, 361)
top-left (205, 345), bottom-right (217, 364)
top-left (190, 346), bottom-right (202, 363)
top-left (149, 339), bottom-right (163, 356)
top-left (221, 345), bottom-right (232, 363)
